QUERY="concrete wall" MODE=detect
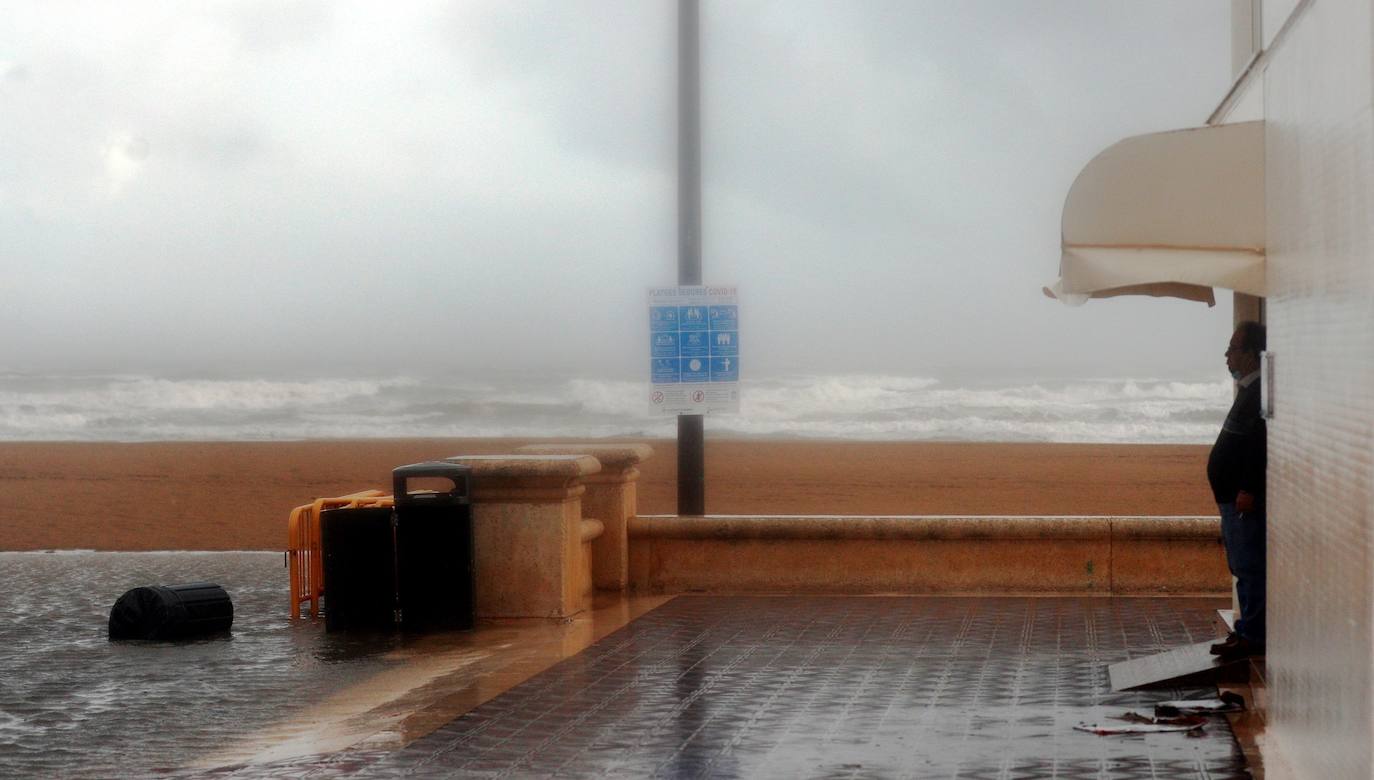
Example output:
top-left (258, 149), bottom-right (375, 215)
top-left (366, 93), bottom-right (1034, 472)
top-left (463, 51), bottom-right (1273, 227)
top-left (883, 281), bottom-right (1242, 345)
top-left (1262, 0), bottom-right (1374, 776)
top-left (628, 516), bottom-right (1229, 596)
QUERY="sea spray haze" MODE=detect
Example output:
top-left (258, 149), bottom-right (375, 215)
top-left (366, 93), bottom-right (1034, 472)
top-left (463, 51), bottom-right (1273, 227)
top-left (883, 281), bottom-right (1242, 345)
top-left (0, 372), bottom-right (1230, 443)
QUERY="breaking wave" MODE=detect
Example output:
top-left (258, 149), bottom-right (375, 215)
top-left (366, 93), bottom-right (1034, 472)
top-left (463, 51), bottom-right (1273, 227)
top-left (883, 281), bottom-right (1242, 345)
top-left (0, 372), bottom-right (1232, 443)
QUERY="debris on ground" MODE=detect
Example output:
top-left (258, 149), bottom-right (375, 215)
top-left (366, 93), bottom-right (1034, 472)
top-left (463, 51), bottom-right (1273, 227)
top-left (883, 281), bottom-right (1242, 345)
top-left (1074, 713), bottom-right (1207, 735)
top-left (1154, 692), bottom-right (1246, 717)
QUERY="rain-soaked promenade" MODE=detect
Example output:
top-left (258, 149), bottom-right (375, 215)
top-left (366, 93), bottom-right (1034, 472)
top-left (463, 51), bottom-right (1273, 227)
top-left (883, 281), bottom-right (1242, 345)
top-left (0, 552), bottom-right (409, 778)
top-left (0, 552), bottom-right (1248, 778)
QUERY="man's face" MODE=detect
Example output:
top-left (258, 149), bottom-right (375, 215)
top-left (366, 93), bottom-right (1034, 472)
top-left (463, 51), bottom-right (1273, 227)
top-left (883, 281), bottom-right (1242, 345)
top-left (1226, 329), bottom-right (1259, 377)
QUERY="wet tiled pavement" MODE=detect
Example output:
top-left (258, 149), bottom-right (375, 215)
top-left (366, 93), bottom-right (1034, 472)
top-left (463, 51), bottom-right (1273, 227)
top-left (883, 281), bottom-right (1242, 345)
top-left (216, 595), bottom-right (1247, 779)
top-left (0, 552), bottom-right (412, 779)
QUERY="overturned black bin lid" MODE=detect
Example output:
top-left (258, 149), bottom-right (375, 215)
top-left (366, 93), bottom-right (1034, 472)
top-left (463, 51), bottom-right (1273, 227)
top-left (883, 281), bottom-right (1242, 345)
top-left (109, 582), bottom-right (234, 640)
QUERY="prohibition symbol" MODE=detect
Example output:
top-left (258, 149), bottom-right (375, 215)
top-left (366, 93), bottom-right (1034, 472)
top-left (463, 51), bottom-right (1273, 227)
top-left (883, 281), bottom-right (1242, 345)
top-left (652, 390), bottom-right (664, 404)
top-left (691, 390), bottom-right (705, 403)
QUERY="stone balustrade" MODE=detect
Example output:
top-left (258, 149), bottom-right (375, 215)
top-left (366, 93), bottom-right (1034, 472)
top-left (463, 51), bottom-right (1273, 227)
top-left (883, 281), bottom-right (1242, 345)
top-left (514, 443), bottom-right (652, 591)
top-left (442, 454), bottom-right (601, 618)
top-left (422, 448), bottom-right (1223, 614)
top-left (628, 515), bottom-right (1227, 595)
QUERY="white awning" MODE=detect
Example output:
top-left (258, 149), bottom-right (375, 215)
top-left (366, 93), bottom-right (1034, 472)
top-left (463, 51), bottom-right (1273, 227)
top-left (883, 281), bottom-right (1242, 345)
top-left (1045, 121), bottom-right (1266, 306)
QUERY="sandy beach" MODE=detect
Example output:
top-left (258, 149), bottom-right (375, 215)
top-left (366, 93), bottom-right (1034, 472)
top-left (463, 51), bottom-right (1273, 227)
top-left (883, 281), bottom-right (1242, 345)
top-left (0, 439), bottom-right (1217, 551)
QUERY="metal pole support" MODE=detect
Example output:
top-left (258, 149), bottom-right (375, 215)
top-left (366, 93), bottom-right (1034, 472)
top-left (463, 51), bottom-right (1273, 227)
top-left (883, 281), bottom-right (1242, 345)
top-left (677, 0), bottom-right (705, 516)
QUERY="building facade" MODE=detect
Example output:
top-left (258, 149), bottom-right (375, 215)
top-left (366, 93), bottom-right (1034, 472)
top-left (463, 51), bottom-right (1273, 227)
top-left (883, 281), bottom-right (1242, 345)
top-left (1227, 1), bottom-right (1374, 777)
top-left (1057, 1), bottom-right (1372, 775)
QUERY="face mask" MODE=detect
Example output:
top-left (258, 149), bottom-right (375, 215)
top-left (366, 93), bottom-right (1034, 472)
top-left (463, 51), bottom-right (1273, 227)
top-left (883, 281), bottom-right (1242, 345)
top-left (1230, 369), bottom-right (1243, 380)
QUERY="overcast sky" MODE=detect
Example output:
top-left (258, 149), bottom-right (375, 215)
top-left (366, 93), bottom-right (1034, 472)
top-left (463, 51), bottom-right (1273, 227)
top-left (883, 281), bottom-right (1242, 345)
top-left (1, 1), bottom-right (1236, 382)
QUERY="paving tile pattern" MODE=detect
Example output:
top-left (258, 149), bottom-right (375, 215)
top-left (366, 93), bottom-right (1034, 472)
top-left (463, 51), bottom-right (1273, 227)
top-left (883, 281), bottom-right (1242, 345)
top-left (227, 596), bottom-right (1247, 779)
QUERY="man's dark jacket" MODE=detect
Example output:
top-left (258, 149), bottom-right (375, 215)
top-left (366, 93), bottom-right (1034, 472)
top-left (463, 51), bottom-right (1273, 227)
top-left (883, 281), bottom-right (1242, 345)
top-left (1207, 378), bottom-right (1266, 506)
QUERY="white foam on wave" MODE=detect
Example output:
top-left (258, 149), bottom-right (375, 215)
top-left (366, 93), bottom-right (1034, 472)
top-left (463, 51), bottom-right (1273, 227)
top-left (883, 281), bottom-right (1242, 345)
top-left (744, 375), bottom-right (942, 420)
top-left (709, 415), bottom-right (1217, 444)
top-left (0, 375), bottom-right (417, 412)
top-left (0, 372), bottom-right (1231, 444)
top-left (565, 378), bottom-right (648, 417)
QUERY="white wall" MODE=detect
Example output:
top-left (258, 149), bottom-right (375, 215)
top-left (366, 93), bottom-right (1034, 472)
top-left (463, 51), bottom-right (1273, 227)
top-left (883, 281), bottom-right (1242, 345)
top-left (1223, 75), bottom-right (1264, 123)
top-left (1263, 0), bottom-right (1374, 776)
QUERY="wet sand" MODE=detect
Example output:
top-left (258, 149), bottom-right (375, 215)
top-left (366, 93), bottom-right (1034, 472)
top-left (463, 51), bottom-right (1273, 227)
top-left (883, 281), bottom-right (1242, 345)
top-left (0, 440), bottom-right (1216, 551)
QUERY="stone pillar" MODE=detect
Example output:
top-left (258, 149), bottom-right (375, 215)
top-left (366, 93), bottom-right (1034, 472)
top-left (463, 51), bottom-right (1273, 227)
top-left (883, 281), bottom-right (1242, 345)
top-left (443, 454), bottom-right (601, 618)
top-left (515, 444), bottom-right (653, 591)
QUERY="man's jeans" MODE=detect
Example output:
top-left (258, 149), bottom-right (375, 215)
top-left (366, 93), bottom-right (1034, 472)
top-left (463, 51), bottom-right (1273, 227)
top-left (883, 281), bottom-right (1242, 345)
top-left (1219, 501), bottom-right (1266, 644)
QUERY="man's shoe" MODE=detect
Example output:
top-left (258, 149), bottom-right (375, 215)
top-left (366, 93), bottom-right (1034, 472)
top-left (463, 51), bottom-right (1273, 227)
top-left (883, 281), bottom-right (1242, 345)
top-left (1209, 632), bottom-right (1240, 655)
top-left (1216, 635), bottom-right (1265, 661)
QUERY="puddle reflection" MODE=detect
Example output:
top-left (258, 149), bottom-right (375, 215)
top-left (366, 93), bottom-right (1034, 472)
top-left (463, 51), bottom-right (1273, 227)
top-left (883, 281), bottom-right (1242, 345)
top-left (0, 552), bottom-right (390, 779)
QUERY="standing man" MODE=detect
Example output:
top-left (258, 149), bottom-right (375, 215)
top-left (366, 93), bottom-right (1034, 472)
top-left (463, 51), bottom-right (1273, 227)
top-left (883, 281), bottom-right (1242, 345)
top-left (1209, 321), bottom-right (1267, 660)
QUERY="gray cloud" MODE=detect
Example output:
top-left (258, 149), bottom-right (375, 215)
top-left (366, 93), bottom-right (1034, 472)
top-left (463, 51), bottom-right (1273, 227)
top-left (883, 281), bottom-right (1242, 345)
top-left (1, 1), bottom-right (1236, 383)
top-left (217, 1), bottom-right (336, 53)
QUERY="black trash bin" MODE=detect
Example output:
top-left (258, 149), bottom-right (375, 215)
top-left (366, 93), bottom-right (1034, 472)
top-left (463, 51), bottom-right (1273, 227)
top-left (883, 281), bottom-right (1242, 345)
top-left (321, 505), bottom-right (397, 632)
top-left (393, 462), bottom-right (474, 631)
top-left (320, 462), bottom-right (473, 632)
top-left (109, 582), bottom-right (234, 640)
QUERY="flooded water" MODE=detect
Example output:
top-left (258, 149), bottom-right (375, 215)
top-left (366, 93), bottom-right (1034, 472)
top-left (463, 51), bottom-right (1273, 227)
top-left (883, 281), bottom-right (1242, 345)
top-left (0, 555), bottom-right (1248, 779)
top-left (0, 552), bottom-right (406, 779)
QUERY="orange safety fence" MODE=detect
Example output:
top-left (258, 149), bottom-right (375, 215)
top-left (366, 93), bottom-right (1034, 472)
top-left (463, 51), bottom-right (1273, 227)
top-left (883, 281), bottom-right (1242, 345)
top-left (287, 489), bottom-right (392, 618)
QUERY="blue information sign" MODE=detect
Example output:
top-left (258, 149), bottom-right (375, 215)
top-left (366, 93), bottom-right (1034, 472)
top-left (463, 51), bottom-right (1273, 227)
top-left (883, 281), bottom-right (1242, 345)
top-left (648, 286), bottom-right (739, 415)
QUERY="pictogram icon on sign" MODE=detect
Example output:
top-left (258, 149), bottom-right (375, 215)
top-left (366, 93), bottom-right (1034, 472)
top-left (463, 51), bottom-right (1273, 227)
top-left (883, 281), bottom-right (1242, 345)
top-left (652, 390), bottom-right (664, 404)
top-left (691, 390), bottom-right (705, 403)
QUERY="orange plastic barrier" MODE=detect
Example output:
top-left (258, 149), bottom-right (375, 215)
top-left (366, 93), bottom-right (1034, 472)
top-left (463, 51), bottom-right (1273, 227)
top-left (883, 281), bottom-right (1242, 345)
top-left (287, 490), bottom-right (392, 618)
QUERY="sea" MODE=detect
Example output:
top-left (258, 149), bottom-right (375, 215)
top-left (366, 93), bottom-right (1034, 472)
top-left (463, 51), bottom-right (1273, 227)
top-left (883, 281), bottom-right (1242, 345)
top-left (0, 371), bottom-right (1233, 444)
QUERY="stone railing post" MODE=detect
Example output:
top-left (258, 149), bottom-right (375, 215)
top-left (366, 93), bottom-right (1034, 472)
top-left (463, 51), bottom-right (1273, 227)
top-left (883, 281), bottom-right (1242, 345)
top-left (515, 444), bottom-right (652, 591)
top-left (443, 454), bottom-right (601, 618)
